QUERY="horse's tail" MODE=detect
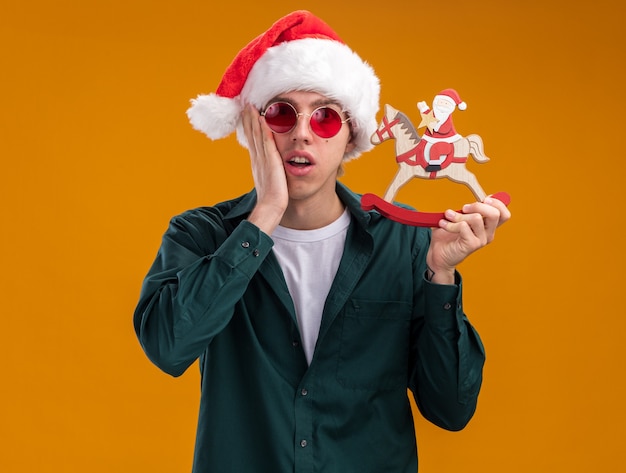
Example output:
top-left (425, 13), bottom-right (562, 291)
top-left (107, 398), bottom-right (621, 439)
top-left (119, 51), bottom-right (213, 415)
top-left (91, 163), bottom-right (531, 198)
top-left (467, 134), bottom-right (490, 163)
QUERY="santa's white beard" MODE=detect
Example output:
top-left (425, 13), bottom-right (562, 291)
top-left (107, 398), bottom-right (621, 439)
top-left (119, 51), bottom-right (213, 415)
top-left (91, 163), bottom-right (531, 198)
top-left (433, 108), bottom-right (452, 131)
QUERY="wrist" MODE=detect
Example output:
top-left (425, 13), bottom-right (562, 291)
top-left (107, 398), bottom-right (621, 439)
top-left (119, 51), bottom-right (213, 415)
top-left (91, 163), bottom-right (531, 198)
top-left (247, 203), bottom-right (285, 235)
top-left (426, 265), bottom-right (456, 285)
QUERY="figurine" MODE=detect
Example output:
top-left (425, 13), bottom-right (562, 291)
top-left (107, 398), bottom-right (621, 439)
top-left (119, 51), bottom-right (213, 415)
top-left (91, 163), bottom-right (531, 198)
top-left (361, 89), bottom-right (510, 226)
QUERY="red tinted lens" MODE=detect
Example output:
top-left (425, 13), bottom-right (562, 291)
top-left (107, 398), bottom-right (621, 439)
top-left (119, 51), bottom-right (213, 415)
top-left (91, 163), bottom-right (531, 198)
top-left (263, 102), bottom-right (297, 133)
top-left (309, 107), bottom-right (343, 138)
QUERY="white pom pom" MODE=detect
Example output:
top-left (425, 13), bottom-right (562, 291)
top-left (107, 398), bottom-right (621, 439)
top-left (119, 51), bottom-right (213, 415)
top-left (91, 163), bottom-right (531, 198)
top-left (457, 101), bottom-right (467, 111)
top-left (186, 93), bottom-right (242, 140)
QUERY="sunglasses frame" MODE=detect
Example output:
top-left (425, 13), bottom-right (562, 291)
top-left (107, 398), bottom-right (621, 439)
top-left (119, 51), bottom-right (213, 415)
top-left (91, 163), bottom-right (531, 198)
top-left (261, 101), bottom-right (351, 138)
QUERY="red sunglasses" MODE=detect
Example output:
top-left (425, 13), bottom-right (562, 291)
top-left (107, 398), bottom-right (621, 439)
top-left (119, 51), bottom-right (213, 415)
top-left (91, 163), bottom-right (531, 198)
top-left (261, 102), bottom-right (350, 138)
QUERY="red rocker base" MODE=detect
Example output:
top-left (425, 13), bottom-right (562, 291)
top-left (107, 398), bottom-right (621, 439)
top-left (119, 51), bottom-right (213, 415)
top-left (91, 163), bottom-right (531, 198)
top-left (361, 192), bottom-right (511, 227)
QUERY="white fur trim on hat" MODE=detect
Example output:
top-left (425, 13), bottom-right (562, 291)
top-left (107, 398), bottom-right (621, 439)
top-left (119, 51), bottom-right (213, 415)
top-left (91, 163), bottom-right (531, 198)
top-left (187, 93), bottom-right (242, 140)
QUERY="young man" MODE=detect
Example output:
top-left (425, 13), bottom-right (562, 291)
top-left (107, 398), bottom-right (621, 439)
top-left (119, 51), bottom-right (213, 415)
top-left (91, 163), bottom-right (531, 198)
top-left (134, 10), bottom-right (510, 473)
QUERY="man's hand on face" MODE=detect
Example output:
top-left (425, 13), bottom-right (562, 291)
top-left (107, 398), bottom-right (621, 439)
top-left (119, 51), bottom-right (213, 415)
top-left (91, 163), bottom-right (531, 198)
top-left (242, 104), bottom-right (289, 235)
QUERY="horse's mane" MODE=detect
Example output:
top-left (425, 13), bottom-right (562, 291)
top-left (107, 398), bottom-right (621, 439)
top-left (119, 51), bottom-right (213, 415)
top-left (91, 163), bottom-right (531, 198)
top-left (394, 110), bottom-right (420, 142)
top-left (398, 111), bottom-right (420, 141)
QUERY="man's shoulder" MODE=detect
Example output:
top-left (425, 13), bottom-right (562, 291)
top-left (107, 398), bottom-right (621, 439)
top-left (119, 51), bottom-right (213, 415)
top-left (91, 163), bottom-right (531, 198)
top-left (170, 191), bottom-right (255, 230)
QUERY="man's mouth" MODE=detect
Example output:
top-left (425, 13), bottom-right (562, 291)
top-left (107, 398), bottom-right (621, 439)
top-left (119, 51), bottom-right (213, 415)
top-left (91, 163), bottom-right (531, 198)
top-left (288, 156), bottom-right (312, 167)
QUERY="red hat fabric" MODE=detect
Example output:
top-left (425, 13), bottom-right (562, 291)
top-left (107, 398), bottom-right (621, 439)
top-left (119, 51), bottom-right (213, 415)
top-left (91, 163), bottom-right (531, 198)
top-left (186, 10), bottom-right (380, 161)
top-left (435, 88), bottom-right (467, 111)
top-left (215, 11), bottom-right (344, 99)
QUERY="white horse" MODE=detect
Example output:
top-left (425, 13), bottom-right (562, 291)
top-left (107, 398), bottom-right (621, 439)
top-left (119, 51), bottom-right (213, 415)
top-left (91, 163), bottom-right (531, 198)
top-left (371, 104), bottom-right (490, 202)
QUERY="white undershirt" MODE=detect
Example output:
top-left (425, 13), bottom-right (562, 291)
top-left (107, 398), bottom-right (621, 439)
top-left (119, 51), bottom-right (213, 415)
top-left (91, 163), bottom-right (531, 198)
top-left (271, 208), bottom-right (351, 365)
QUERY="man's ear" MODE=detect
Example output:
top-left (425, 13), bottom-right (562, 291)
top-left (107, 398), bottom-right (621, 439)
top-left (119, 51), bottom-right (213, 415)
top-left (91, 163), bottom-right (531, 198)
top-left (345, 137), bottom-right (357, 155)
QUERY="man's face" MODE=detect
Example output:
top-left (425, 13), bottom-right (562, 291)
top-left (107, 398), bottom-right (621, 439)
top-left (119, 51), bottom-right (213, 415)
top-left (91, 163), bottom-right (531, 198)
top-left (263, 90), bottom-right (355, 202)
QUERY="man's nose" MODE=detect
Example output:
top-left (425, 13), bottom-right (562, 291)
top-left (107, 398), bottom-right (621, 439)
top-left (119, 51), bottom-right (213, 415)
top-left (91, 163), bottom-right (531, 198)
top-left (291, 114), bottom-right (313, 140)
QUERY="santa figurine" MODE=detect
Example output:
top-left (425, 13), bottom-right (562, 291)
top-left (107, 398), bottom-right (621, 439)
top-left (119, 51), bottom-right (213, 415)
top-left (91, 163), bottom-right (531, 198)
top-left (416, 88), bottom-right (467, 171)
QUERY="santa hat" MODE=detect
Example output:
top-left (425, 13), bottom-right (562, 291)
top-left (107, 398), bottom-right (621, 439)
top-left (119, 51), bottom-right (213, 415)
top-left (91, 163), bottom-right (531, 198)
top-left (186, 10), bottom-right (380, 161)
top-left (435, 88), bottom-right (467, 111)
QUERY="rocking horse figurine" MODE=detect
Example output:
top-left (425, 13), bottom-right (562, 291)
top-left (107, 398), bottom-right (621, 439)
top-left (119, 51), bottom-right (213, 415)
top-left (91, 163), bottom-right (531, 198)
top-left (361, 89), bottom-right (510, 227)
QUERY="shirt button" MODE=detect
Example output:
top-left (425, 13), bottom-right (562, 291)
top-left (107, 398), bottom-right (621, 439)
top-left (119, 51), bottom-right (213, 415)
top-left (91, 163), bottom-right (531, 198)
top-left (241, 241), bottom-right (250, 248)
top-left (301, 388), bottom-right (308, 396)
top-left (443, 302), bottom-right (452, 310)
top-left (300, 440), bottom-right (308, 448)
top-left (292, 341), bottom-right (299, 347)
top-left (253, 249), bottom-right (260, 257)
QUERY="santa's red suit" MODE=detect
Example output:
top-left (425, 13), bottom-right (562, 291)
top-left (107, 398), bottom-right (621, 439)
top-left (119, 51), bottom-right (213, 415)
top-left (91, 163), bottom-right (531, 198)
top-left (411, 89), bottom-right (467, 172)
top-left (415, 110), bottom-right (462, 171)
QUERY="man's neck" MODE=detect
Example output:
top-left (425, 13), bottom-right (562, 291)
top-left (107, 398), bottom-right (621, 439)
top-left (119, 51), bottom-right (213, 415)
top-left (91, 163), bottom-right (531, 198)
top-left (280, 193), bottom-right (345, 230)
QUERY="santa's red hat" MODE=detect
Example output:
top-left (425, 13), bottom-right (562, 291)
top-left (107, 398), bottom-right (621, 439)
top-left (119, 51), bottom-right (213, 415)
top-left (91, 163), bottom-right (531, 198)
top-left (186, 10), bottom-right (380, 161)
top-left (435, 88), bottom-right (467, 111)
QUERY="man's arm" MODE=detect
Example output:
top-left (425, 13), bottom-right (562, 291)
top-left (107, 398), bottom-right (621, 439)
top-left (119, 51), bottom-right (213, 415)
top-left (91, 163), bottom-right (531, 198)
top-left (135, 106), bottom-right (288, 377)
top-left (409, 272), bottom-right (485, 431)
top-left (409, 196), bottom-right (510, 428)
top-left (133, 214), bottom-right (273, 377)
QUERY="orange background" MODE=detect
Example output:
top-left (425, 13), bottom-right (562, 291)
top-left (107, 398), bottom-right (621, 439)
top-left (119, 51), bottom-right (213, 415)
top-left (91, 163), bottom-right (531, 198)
top-left (2, 1), bottom-right (625, 471)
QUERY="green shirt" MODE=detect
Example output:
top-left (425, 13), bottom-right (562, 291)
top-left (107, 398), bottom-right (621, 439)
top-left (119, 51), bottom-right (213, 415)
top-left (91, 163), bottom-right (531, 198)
top-left (134, 183), bottom-right (485, 473)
